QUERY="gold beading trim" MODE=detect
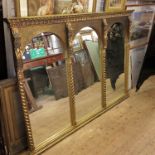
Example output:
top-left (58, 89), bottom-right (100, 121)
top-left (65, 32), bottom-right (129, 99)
top-left (8, 11), bottom-right (133, 28)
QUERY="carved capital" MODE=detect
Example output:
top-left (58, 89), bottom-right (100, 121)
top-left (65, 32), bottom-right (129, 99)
top-left (66, 22), bottom-right (74, 55)
top-left (127, 15), bottom-right (132, 36)
top-left (16, 48), bottom-right (23, 70)
top-left (13, 28), bottom-right (22, 51)
top-left (103, 19), bottom-right (108, 49)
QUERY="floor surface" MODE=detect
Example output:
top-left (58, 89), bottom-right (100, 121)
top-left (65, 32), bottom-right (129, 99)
top-left (42, 76), bottom-right (155, 155)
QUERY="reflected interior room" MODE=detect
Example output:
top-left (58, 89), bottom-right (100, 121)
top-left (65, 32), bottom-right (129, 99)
top-left (106, 22), bottom-right (126, 106)
top-left (21, 27), bottom-right (102, 146)
top-left (22, 32), bottom-right (71, 146)
top-left (73, 27), bottom-right (102, 121)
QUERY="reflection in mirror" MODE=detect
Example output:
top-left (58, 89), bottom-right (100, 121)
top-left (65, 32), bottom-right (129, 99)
top-left (72, 27), bottom-right (102, 121)
top-left (22, 32), bottom-right (70, 146)
top-left (106, 23), bottom-right (125, 106)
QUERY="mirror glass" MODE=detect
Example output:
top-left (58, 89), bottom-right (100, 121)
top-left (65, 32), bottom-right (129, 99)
top-left (22, 32), bottom-right (71, 146)
top-left (72, 27), bottom-right (102, 121)
top-left (106, 23), bottom-right (125, 106)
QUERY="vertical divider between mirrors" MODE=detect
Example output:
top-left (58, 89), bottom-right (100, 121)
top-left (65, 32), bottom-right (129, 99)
top-left (102, 18), bottom-right (108, 108)
top-left (125, 16), bottom-right (130, 94)
top-left (66, 22), bottom-right (76, 126)
top-left (100, 18), bottom-right (106, 109)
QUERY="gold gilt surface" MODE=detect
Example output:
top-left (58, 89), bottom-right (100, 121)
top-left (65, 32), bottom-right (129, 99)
top-left (8, 11), bottom-right (132, 155)
top-left (105, 0), bottom-right (126, 12)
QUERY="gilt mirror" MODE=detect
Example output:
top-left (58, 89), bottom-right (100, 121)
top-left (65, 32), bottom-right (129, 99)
top-left (22, 32), bottom-right (71, 146)
top-left (106, 21), bottom-right (128, 106)
top-left (8, 12), bottom-right (131, 154)
top-left (72, 26), bottom-right (103, 121)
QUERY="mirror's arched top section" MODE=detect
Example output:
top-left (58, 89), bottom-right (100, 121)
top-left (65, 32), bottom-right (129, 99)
top-left (8, 11), bottom-right (132, 26)
top-left (9, 11), bottom-right (132, 52)
top-left (108, 22), bottom-right (125, 38)
top-left (70, 20), bottom-right (103, 41)
top-left (12, 24), bottom-right (67, 53)
top-left (105, 17), bottom-right (129, 43)
top-left (72, 26), bottom-right (100, 60)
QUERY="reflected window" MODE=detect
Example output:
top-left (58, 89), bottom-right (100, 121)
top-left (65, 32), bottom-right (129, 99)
top-left (22, 33), bottom-right (63, 62)
top-left (73, 27), bottom-right (98, 52)
top-left (47, 34), bottom-right (63, 55)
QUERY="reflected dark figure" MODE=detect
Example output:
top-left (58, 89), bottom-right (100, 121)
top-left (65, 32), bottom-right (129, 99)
top-left (106, 23), bottom-right (124, 90)
top-left (136, 23), bottom-right (155, 91)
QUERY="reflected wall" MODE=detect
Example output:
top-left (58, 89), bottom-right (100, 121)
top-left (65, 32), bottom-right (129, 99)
top-left (72, 27), bottom-right (102, 121)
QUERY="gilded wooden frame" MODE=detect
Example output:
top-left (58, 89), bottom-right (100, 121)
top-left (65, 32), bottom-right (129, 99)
top-left (15, 0), bottom-right (98, 17)
top-left (105, 0), bottom-right (126, 12)
top-left (8, 11), bottom-right (131, 154)
top-left (15, 0), bottom-right (64, 17)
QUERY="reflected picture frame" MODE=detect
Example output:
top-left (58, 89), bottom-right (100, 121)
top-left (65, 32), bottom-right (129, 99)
top-left (15, 0), bottom-right (72, 17)
top-left (105, 0), bottom-right (126, 12)
top-left (15, 0), bottom-right (97, 17)
top-left (53, 0), bottom-right (72, 14)
top-left (126, 4), bottom-right (155, 49)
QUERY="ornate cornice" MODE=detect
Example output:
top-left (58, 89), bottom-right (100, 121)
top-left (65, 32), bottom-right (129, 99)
top-left (8, 11), bottom-right (133, 28)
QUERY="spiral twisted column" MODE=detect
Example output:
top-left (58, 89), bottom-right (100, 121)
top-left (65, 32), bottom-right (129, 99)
top-left (16, 45), bottom-right (35, 151)
top-left (66, 22), bottom-right (76, 126)
top-left (102, 19), bottom-right (109, 108)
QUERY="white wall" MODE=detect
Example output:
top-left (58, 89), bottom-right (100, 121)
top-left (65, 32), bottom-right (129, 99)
top-left (2, 0), bottom-right (16, 77)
